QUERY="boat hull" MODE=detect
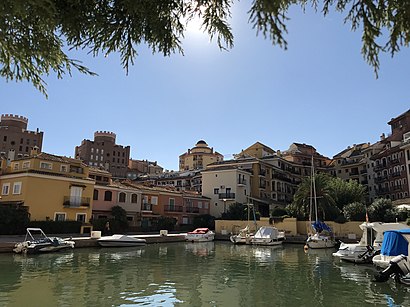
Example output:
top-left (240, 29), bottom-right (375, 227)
top-left (97, 235), bottom-right (146, 247)
top-left (332, 243), bottom-right (375, 263)
top-left (306, 234), bottom-right (336, 249)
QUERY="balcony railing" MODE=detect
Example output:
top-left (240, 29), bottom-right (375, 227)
top-left (391, 172), bottom-right (402, 178)
top-left (375, 176), bottom-right (388, 183)
top-left (63, 196), bottom-right (90, 207)
top-left (219, 193), bottom-right (235, 199)
top-left (390, 158), bottom-right (401, 165)
top-left (360, 169), bottom-right (367, 174)
top-left (237, 178), bottom-right (247, 185)
top-left (164, 205), bottom-right (183, 212)
top-left (142, 203), bottom-right (153, 211)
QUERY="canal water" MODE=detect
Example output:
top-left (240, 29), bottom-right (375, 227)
top-left (0, 242), bottom-right (409, 306)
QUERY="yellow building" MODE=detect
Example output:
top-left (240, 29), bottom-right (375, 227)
top-left (179, 140), bottom-right (223, 171)
top-left (0, 151), bottom-right (94, 222)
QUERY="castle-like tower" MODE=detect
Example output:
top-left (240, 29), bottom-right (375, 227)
top-left (75, 131), bottom-right (130, 178)
top-left (0, 114), bottom-right (44, 161)
top-left (179, 140), bottom-right (223, 171)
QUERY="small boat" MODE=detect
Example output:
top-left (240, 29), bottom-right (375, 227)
top-left (333, 222), bottom-right (407, 263)
top-left (230, 203), bottom-right (257, 244)
top-left (185, 228), bottom-right (215, 242)
top-left (230, 225), bottom-right (254, 244)
top-left (305, 158), bottom-right (336, 249)
top-left (250, 226), bottom-right (285, 246)
top-left (97, 234), bottom-right (146, 247)
top-left (306, 221), bottom-right (336, 249)
top-left (373, 229), bottom-right (410, 283)
top-left (373, 229), bottom-right (410, 269)
top-left (13, 228), bottom-right (75, 254)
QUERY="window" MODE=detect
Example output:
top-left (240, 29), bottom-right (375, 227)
top-left (214, 188), bottom-right (219, 195)
top-left (2, 183), bottom-right (10, 195)
top-left (3, 136), bottom-right (6, 142)
top-left (13, 182), bottom-right (22, 194)
top-left (22, 161), bottom-right (30, 169)
top-left (169, 198), bottom-right (175, 208)
top-left (91, 154), bottom-right (94, 160)
top-left (131, 194), bottom-right (138, 203)
top-left (93, 189), bottom-right (99, 200)
top-left (60, 165), bottom-right (68, 172)
top-left (198, 201), bottom-right (202, 208)
top-left (119, 192), bottom-right (126, 202)
top-left (143, 196), bottom-right (148, 204)
top-left (40, 162), bottom-right (52, 170)
top-left (54, 213), bottom-right (66, 221)
top-left (104, 191), bottom-right (112, 201)
top-left (127, 216), bottom-right (133, 221)
top-left (76, 213), bottom-right (87, 223)
top-left (151, 196), bottom-right (158, 205)
top-left (91, 148), bottom-right (94, 153)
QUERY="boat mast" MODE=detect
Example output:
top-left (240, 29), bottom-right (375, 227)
top-left (311, 156), bottom-right (318, 222)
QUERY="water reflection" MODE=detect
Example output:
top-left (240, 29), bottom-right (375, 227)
top-left (1, 243), bottom-right (410, 306)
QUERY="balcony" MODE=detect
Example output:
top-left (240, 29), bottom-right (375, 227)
top-left (393, 185), bottom-right (403, 191)
top-left (349, 172), bottom-right (359, 177)
top-left (142, 203), bottom-right (153, 211)
top-left (219, 193), bottom-right (235, 200)
top-left (259, 169), bottom-right (266, 176)
top-left (164, 205), bottom-right (183, 212)
top-left (185, 207), bottom-right (200, 213)
top-left (237, 178), bottom-right (247, 185)
top-left (390, 158), bottom-right (401, 165)
top-left (63, 196), bottom-right (90, 208)
top-left (374, 164), bottom-right (386, 171)
top-left (375, 176), bottom-right (388, 183)
top-left (360, 169), bottom-right (367, 174)
top-left (391, 172), bottom-right (402, 178)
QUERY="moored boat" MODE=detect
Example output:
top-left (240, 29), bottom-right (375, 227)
top-left (185, 228), bottom-right (215, 242)
top-left (333, 222), bottom-right (407, 263)
top-left (250, 226), bottom-right (285, 246)
top-left (229, 225), bottom-right (253, 244)
top-left (13, 228), bottom-right (75, 254)
top-left (97, 234), bottom-right (147, 247)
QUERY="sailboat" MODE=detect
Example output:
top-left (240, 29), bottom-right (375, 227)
top-left (230, 203), bottom-right (257, 244)
top-left (305, 158), bottom-right (336, 249)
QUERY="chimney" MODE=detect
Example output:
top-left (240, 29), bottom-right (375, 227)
top-left (380, 133), bottom-right (386, 140)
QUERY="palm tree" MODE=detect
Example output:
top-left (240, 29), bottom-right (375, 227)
top-left (292, 173), bottom-right (338, 221)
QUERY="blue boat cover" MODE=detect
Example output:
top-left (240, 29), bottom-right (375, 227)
top-left (380, 229), bottom-right (410, 256)
top-left (311, 221), bottom-right (332, 233)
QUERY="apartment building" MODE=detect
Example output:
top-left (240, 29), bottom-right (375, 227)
top-left (179, 140), bottom-right (223, 171)
top-left (371, 109), bottom-right (410, 202)
top-left (127, 159), bottom-right (163, 179)
top-left (0, 150), bottom-right (94, 222)
top-left (75, 131), bottom-right (130, 178)
top-left (0, 114), bottom-right (43, 161)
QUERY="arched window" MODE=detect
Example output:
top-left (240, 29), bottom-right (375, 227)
top-left (119, 192), bottom-right (126, 203)
top-left (131, 194), bottom-right (138, 203)
top-left (104, 191), bottom-right (112, 201)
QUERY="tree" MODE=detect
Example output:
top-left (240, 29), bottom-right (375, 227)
top-left (193, 214), bottom-right (215, 229)
top-left (327, 178), bottom-right (366, 211)
top-left (368, 198), bottom-right (397, 223)
top-left (291, 173), bottom-right (339, 221)
top-left (343, 202), bottom-right (366, 221)
top-left (1, 0), bottom-right (410, 96)
top-left (110, 205), bottom-right (129, 232)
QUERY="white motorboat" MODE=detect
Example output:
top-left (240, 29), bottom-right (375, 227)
top-left (373, 229), bottom-right (410, 283)
top-left (13, 228), bottom-right (75, 254)
top-left (97, 234), bottom-right (146, 247)
top-left (333, 222), bottom-right (407, 263)
top-left (373, 229), bottom-right (410, 269)
top-left (185, 228), bottom-right (215, 242)
top-left (250, 226), bottom-right (285, 246)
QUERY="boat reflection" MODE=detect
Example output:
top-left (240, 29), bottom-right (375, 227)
top-left (185, 241), bottom-right (214, 257)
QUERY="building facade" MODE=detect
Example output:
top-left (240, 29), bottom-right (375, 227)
top-left (127, 159), bottom-right (163, 179)
top-left (75, 131), bottom-right (130, 179)
top-left (0, 114), bottom-right (43, 162)
top-left (179, 140), bottom-right (223, 171)
top-left (0, 151), bottom-right (94, 222)
top-left (372, 109), bottom-right (410, 202)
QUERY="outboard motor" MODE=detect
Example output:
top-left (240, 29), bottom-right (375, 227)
top-left (374, 255), bottom-right (410, 282)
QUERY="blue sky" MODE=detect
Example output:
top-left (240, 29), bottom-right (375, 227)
top-left (1, 2), bottom-right (409, 171)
